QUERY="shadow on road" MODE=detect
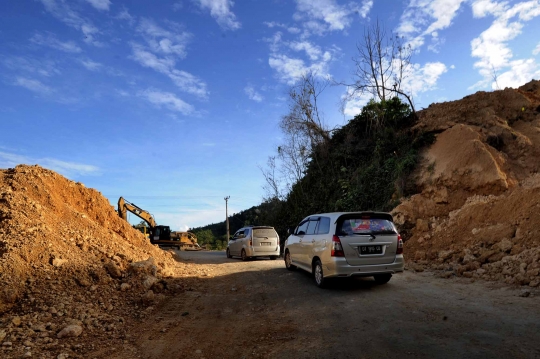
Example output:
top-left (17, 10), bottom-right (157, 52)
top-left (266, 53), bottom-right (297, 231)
top-left (174, 249), bottom-right (283, 265)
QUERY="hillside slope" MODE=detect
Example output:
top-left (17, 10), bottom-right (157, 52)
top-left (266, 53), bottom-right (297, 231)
top-left (393, 80), bottom-right (540, 286)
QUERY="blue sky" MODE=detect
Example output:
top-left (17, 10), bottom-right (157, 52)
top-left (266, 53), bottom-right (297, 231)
top-left (1, 0), bottom-right (539, 230)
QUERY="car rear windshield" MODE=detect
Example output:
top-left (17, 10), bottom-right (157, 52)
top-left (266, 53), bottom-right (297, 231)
top-left (338, 218), bottom-right (396, 235)
top-left (253, 228), bottom-right (277, 237)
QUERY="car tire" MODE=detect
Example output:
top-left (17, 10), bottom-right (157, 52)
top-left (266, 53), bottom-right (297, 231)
top-left (284, 251), bottom-right (296, 270)
top-left (373, 273), bottom-right (392, 285)
top-left (241, 249), bottom-right (248, 261)
top-left (313, 259), bottom-right (326, 288)
top-left (269, 256), bottom-right (278, 260)
top-left (226, 248), bottom-right (232, 258)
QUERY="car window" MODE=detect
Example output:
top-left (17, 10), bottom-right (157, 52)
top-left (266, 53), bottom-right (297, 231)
top-left (243, 228), bottom-right (250, 237)
top-left (296, 221), bottom-right (309, 235)
top-left (234, 230), bottom-right (244, 238)
top-left (306, 220), bottom-right (318, 235)
top-left (253, 228), bottom-right (276, 237)
top-left (338, 218), bottom-right (396, 235)
top-left (317, 217), bottom-right (330, 234)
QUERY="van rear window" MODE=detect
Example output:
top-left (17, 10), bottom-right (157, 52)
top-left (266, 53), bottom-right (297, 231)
top-left (253, 228), bottom-right (277, 237)
top-left (338, 218), bottom-right (396, 235)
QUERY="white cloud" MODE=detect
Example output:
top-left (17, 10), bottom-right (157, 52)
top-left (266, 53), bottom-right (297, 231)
top-left (269, 53), bottom-right (333, 85)
top-left (293, 0), bottom-right (373, 37)
top-left (172, 2), bottom-right (183, 11)
top-left (37, 0), bottom-right (103, 46)
top-left (289, 41), bottom-right (323, 61)
top-left (402, 62), bottom-right (448, 94)
top-left (244, 85), bottom-right (263, 102)
top-left (264, 21), bottom-right (287, 29)
top-left (116, 7), bottom-right (134, 22)
top-left (358, 0), bottom-right (374, 18)
top-left (130, 44), bottom-right (209, 98)
top-left (80, 59), bottom-right (102, 71)
top-left (471, 0), bottom-right (507, 17)
top-left (398, 0), bottom-right (465, 49)
top-left (495, 58), bottom-right (540, 88)
top-left (534, 43), bottom-right (540, 55)
top-left (2, 56), bottom-right (60, 77)
top-left (470, 0), bottom-right (540, 89)
top-left (137, 18), bottom-right (192, 58)
top-left (0, 151), bottom-right (100, 178)
top-left (14, 77), bottom-right (53, 94)
top-left (288, 27), bottom-right (301, 34)
top-left (266, 34), bottom-right (336, 84)
top-left (196, 0), bottom-right (241, 30)
top-left (342, 89), bottom-right (373, 117)
top-left (30, 33), bottom-right (82, 53)
top-left (139, 89), bottom-right (195, 115)
top-left (85, 0), bottom-right (111, 11)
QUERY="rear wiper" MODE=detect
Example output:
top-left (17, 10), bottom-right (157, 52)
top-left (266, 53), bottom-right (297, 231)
top-left (352, 232), bottom-right (376, 240)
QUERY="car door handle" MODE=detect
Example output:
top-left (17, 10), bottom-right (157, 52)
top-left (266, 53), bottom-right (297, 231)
top-left (299, 239), bottom-right (302, 243)
top-left (311, 239), bottom-right (315, 243)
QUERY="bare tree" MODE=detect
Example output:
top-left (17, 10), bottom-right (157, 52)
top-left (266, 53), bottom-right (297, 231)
top-left (260, 72), bottom-right (331, 199)
top-left (281, 72), bottom-right (331, 145)
top-left (491, 64), bottom-right (501, 90)
top-left (259, 156), bottom-right (282, 200)
top-left (346, 19), bottom-right (416, 119)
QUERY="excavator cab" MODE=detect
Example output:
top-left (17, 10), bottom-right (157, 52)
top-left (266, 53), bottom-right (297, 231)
top-left (151, 225), bottom-right (173, 242)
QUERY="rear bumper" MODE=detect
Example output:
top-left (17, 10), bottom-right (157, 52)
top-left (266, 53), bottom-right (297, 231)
top-left (323, 255), bottom-right (404, 278)
top-left (246, 246), bottom-right (280, 257)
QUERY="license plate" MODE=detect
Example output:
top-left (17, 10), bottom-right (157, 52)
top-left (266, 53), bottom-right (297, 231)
top-left (359, 245), bottom-right (383, 255)
top-left (261, 242), bottom-right (271, 246)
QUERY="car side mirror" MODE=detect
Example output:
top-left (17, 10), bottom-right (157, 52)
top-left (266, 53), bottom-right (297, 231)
top-left (297, 231), bottom-right (305, 236)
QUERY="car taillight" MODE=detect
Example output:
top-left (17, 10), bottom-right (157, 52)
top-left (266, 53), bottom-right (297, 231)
top-left (396, 234), bottom-right (403, 254)
top-left (249, 239), bottom-right (253, 246)
top-left (331, 235), bottom-right (344, 257)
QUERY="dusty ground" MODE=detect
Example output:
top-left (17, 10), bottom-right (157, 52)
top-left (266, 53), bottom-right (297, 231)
top-left (118, 251), bottom-right (540, 359)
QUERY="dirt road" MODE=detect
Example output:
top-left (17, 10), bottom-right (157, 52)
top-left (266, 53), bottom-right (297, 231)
top-left (120, 251), bottom-right (540, 359)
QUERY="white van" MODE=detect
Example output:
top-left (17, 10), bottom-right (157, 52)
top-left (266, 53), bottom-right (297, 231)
top-left (226, 226), bottom-right (280, 261)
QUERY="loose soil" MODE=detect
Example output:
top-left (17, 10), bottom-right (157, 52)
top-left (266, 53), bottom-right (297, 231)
top-left (118, 251), bottom-right (540, 359)
top-left (393, 80), bottom-right (540, 287)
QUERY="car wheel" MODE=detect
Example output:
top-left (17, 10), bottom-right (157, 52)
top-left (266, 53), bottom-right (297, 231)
top-left (241, 249), bottom-right (248, 261)
top-left (313, 260), bottom-right (326, 288)
top-left (226, 248), bottom-right (232, 258)
top-left (373, 273), bottom-right (392, 285)
top-left (269, 256), bottom-right (278, 260)
top-left (284, 251), bottom-right (296, 270)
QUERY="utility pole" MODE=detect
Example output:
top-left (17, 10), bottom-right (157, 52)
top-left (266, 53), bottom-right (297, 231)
top-left (224, 196), bottom-right (230, 243)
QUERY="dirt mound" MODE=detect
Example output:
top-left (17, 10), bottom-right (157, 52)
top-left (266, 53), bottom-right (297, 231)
top-left (0, 165), bottom-right (197, 358)
top-left (394, 80), bottom-right (540, 287)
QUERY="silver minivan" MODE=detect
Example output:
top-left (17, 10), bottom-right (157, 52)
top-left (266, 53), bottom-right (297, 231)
top-left (226, 226), bottom-right (280, 261)
top-left (283, 212), bottom-right (404, 287)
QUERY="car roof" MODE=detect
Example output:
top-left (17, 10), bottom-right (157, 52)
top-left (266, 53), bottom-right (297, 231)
top-left (301, 211), bottom-right (394, 222)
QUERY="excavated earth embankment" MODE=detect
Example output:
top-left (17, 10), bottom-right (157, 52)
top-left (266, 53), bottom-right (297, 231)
top-left (0, 165), bottom-right (198, 358)
top-left (393, 80), bottom-right (540, 287)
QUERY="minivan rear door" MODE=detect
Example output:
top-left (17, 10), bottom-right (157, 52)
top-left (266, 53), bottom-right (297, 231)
top-left (336, 213), bottom-right (398, 266)
top-left (252, 227), bottom-right (279, 254)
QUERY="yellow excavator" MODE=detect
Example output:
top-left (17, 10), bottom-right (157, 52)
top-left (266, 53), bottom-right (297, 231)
top-left (117, 197), bottom-right (200, 250)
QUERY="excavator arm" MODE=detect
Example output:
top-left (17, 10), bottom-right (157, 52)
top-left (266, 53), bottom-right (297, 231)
top-left (117, 197), bottom-right (157, 228)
